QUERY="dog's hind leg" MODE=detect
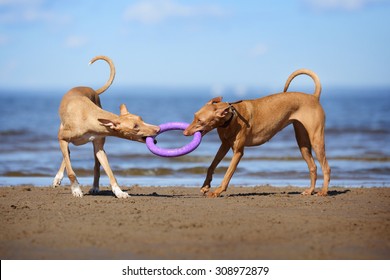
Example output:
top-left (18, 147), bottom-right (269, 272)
top-left (59, 140), bottom-right (83, 197)
top-left (89, 139), bottom-right (104, 195)
top-left (294, 122), bottom-right (317, 195)
top-left (311, 131), bottom-right (331, 196)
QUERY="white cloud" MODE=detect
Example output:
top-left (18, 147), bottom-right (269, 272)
top-left (124, 0), bottom-right (227, 24)
top-left (0, 0), bottom-right (69, 24)
top-left (305, 0), bottom-right (386, 11)
top-left (65, 35), bottom-right (88, 48)
top-left (210, 84), bottom-right (225, 96)
top-left (250, 43), bottom-right (268, 57)
top-left (234, 85), bottom-right (248, 97)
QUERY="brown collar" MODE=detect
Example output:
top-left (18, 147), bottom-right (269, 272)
top-left (220, 104), bottom-right (236, 128)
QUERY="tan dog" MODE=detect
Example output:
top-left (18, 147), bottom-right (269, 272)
top-left (53, 56), bottom-right (160, 198)
top-left (184, 69), bottom-right (330, 197)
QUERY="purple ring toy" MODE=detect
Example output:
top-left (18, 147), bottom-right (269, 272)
top-left (146, 122), bottom-right (202, 157)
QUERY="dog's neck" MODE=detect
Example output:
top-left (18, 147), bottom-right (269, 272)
top-left (220, 104), bottom-right (236, 128)
top-left (93, 109), bottom-right (121, 135)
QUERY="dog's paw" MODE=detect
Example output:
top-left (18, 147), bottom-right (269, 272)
top-left (112, 185), bottom-right (130, 198)
top-left (315, 191), bottom-right (328, 197)
top-left (206, 191), bottom-right (220, 198)
top-left (200, 186), bottom-right (210, 194)
top-left (89, 187), bottom-right (99, 195)
top-left (115, 191), bottom-right (130, 199)
top-left (71, 183), bottom-right (83, 197)
top-left (72, 189), bottom-right (83, 198)
top-left (52, 175), bottom-right (63, 188)
top-left (301, 189), bottom-right (314, 196)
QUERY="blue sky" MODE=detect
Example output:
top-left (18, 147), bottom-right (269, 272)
top-left (0, 0), bottom-right (389, 94)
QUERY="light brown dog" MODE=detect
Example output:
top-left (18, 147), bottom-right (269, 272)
top-left (184, 69), bottom-right (330, 197)
top-left (53, 56), bottom-right (160, 198)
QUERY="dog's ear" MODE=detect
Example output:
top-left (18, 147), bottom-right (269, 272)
top-left (216, 105), bottom-right (230, 118)
top-left (207, 96), bottom-right (223, 105)
top-left (120, 104), bottom-right (129, 116)
top-left (98, 119), bottom-right (118, 130)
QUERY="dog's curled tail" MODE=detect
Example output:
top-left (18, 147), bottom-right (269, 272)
top-left (283, 68), bottom-right (321, 99)
top-left (89, 55), bottom-right (116, 95)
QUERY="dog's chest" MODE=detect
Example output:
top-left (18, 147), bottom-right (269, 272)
top-left (72, 133), bottom-right (101, 145)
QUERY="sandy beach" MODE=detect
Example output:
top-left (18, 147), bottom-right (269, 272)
top-left (0, 185), bottom-right (389, 260)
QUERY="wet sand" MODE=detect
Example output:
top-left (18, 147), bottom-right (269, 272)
top-left (0, 185), bottom-right (389, 259)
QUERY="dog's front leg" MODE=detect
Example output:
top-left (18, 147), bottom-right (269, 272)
top-left (94, 140), bottom-right (129, 198)
top-left (208, 147), bottom-right (244, 198)
top-left (201, 142), bottom-right (230, 194)
top-left (52, 159), bottom-right (66, 188)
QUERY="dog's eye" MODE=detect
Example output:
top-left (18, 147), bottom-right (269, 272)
top-left (133, 124), bottom-right (139, 129)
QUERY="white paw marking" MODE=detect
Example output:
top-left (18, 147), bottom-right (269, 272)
top-left (71, 184), bottom-right (83, 197)
top-left (52, 173), bottom-right (63, 188)
top-left (112, 185), bottom-right (129, 198)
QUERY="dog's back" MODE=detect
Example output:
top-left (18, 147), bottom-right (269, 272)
top-left (59, 87), bottom-right (103, 126)
top-left (58, 55), bottom-right (115, 133)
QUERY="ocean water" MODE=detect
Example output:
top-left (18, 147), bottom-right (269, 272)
top-left (0, 87), bottom-right (389, 188)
